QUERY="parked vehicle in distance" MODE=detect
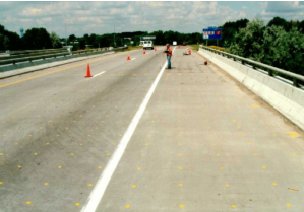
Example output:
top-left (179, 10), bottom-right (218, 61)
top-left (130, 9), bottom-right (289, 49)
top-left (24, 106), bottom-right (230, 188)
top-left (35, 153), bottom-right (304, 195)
top-left (143, 41), bottom-right (154, 50)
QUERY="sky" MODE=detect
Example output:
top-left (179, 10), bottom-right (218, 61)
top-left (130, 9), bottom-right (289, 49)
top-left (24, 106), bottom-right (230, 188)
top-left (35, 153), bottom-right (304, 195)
top-left (0, 1), bottom-right (303, 38)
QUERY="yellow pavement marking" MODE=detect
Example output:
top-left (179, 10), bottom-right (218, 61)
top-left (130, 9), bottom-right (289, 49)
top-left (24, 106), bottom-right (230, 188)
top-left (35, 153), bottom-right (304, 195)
top-left (75, 202), bottom-right (81, 207)
top-left (136, 166), bottom-right (141, 171)
top-left (177, 166), bottom-right (184, 170)
top-left (0, 181), bottom-right (3, 186)
top-left (251, 103), bottom-right (261, 109)
top-left (272, 182), bottom-right (278, 187)
top-left (17, 165), bottom-right (22, 169)
top-left (286, 203), bottom-right (292, 208)
top-left (33, 152), bottom-right (38, 156)
top-left (178, 203), bottom-right (185, 209)
top-left (97, 165), bottom-right (103, 169)
top-left (57, 165), bottom-right (63, 169)
top-left (225, 183), bottom-right (230, 188)
top-left (131, 184), bottom-right (137, 189)
top-left (24, 201), bottom-right (32, 205)
top-left (231, 204), bottom-right (237, 208)
top-left (87, 183), bottom-right (94, 188)
top-left (0, 153), bottom-right (4, 156)
top-left (177, 183), bottom-right (183, 188)
top-left (124, 203), bottom-right (131, 209)
top-left (261, 165), bottom-right (267, 170)
top-left (44, 182), bottom-right (49, 186)
top-left (288, 131), bottom-right (300, 138)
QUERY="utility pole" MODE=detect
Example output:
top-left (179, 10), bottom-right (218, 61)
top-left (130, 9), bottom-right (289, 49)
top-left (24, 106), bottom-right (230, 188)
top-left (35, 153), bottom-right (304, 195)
top-left (65, 23), bottom-right (67, 47)
top-left (113, 24), bottom-right (116, 48)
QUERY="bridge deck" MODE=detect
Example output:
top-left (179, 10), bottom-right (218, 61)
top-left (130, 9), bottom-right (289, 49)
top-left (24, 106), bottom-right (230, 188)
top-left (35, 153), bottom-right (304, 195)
top-left (0, 47), bottom-right (303, 211)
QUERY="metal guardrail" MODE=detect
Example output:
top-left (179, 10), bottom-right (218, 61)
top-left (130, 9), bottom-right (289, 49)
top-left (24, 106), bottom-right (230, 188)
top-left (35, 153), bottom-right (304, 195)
top-left (0, 52), bottom-right (70, 66)
top-left (7, 48), bottom-right (67, 56)
top-left (0, 49), bottom-right (68, 61)
top-left (0, 47), bottom-right (128, 69)
top-left (200, 45), bottom-right (304, 87)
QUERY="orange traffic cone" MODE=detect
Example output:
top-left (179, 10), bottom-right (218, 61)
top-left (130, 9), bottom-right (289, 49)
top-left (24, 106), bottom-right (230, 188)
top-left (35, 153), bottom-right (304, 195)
top-left (85, 64), bottom-right (93, 78)
top-left (127, 55), bottom-right (131, 61)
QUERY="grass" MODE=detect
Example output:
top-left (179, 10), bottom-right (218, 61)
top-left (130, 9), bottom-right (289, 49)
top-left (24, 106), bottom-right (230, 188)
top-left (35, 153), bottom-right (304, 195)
top-left (188, 44), bottom-right (200, 51)
top-left (207, 45), bottom-right (226, 52)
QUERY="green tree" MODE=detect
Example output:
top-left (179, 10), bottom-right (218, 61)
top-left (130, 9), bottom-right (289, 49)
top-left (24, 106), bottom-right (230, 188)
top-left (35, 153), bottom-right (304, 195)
top-left (229, 19), bottom-right (265, 61)
top-left (267, 17), bottom-right (290, 31)
top-left (281, 27), bottom-right (304, 75)
top-left (0, 24), bottom-right (21, 50)
top-left (22, 27), bottom-right (52, 50)
top-left (262, 25), bottom-right (288, 67)
top-left (222, 19), bottom-right (249, 47)
top-left (50, 32), bottom-right (61, 48)
top-left (68, 34), bottom-right (76, 44)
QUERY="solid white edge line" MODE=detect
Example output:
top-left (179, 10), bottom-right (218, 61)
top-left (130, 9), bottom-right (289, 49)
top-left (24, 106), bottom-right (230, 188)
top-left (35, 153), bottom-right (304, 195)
top-left (93, 71), bottom-right (106, 78)
top-left (81, 47), bottom-right (175, 212)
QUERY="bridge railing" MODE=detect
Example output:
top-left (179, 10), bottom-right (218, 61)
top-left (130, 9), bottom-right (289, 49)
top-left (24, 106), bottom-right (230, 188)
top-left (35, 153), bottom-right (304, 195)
top-left (200, 45), bottom-right (304, 87)
top-left (0, 47), bottom-right (127, 69)
top-left (0, 52), bottom-right (70, 66)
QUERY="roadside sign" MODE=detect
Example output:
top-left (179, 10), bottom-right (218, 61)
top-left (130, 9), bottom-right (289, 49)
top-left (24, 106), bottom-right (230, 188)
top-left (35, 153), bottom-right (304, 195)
top-left (202, 27), bottom-right (222, 40)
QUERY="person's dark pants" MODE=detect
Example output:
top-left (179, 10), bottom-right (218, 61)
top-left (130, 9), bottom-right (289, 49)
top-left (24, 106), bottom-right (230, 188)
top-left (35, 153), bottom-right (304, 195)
top-left (167, 56), bottom-right (172, 69)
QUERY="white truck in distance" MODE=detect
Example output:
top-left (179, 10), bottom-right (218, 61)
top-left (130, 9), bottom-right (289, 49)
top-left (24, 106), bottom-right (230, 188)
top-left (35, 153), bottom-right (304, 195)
top-left (143, 41), bottom-right (154, 50)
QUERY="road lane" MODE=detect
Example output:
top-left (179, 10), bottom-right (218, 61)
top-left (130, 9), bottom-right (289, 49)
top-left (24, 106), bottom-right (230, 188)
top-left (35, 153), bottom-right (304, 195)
top-left (97, 47), bottom-right (304, 211)
top-left (1, 46), bottom-right (303, 212)
top-left (0, 48), bottom-right (165, 211)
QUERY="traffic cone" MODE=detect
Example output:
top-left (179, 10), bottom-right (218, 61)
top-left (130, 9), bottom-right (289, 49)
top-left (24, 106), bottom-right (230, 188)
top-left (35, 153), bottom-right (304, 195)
top-left (127, 55), bottom-right (131, 61)
top-left (143, 50), bottom-right (146, 55)
top-left (84, 64), bottom-right (93, 78)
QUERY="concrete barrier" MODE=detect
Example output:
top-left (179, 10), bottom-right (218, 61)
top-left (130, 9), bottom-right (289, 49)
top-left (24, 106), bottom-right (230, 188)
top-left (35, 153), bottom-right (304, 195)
top-left (198, 48), bottom-right (304, 131)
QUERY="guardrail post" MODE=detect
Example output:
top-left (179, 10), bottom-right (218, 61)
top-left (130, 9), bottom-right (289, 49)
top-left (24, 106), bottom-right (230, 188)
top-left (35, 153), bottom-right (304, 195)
top-left (293, 79), bottom-right (299, 87)
top-left (268, 69), bottom-right (273, 76)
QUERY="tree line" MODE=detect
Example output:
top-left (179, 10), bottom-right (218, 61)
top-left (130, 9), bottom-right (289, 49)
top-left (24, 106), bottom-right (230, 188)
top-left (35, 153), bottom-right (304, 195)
top-left (1, 16), bottom-right (303, 75)
top-left (0, 25), bottom-right (202, 51)
top-left (221, 17), bottom-right (304, 76)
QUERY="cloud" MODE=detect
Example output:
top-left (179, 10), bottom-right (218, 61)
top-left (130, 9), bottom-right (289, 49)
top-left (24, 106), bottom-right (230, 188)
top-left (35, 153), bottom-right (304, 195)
top-left (259, 1), bottom-right (304, 20)
top-left (0, 1), bottom-right (303, 38)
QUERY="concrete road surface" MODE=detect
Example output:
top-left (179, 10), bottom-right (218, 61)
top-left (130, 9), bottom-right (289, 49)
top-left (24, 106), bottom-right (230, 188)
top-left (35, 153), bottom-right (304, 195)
top-left (0, 46), bottom-right (303, 212)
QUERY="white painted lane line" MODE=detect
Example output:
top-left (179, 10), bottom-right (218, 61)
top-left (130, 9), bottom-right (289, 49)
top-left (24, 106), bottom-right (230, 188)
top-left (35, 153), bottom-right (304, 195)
top-left (93, 71), bottom-right (106, 78)
top-left (131, 58), bottom-right (136, 61)
top-left (81, 47), bottom-right (176, 212)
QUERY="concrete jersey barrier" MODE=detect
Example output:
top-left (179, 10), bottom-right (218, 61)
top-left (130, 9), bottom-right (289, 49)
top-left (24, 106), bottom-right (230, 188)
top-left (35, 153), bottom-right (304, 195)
top-left (198, 48), bottom-right (304, 131)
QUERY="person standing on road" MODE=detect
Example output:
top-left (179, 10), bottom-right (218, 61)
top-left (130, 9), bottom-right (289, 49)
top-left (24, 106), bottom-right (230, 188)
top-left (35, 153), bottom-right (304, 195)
top-left (164, 44), bottom-right (173, 69)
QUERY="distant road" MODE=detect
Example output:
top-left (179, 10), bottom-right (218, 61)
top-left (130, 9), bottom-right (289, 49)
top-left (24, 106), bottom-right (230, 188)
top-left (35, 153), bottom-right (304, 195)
top-left (0, 46), bottom-right (303, 211)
